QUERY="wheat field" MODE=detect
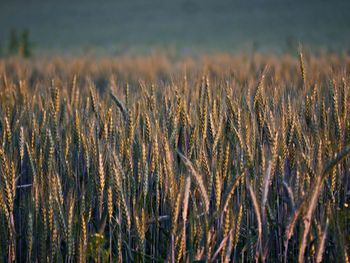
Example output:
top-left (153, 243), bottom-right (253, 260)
top-left (0, 53), bottom-right (349, 262)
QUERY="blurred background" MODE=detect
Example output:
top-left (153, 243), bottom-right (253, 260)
top-left (0, 0), bottom-right (349, 57)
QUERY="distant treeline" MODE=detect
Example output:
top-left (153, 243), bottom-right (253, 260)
top-left (0, 29), bottom-right (32, 58)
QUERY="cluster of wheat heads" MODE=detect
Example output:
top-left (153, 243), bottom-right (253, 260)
top-left (0, 53), bottom-right (349, 262)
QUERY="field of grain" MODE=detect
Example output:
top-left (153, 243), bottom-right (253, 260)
top-left (0, 53), bottom-right (349, 262)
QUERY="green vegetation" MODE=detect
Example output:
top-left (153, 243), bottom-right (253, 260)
top-left (0, 53), bottom-right (349, 262)
top-left (5, 29), bottom-right (32, 58)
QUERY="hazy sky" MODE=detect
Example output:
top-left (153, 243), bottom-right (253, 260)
top-left (1, 0), bottom-right (349, 55)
